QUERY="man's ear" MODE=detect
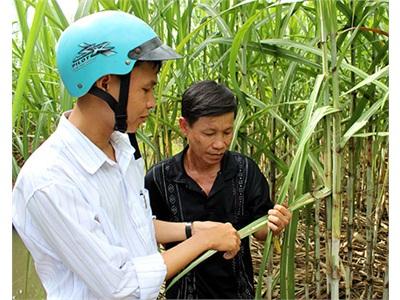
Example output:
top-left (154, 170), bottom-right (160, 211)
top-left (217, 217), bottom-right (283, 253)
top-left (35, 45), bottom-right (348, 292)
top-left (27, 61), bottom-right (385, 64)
top-left (95, 75), bottom-right (112, 91)
top-left (179, 117), bottom-right (189, 136)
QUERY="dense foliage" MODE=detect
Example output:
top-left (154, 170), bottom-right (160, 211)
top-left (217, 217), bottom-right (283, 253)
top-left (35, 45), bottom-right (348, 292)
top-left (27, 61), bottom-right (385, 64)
top-left (12, 0), bottom-right (388, 299)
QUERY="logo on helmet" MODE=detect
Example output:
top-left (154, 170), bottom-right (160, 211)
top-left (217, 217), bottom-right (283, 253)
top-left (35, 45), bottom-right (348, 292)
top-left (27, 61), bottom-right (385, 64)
top-left (72, 42), bottom-right (116, 70)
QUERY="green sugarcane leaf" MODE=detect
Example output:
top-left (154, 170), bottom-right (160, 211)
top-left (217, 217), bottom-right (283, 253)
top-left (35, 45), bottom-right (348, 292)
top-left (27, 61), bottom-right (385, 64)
top-left (197, 3), bottom-right (233, 37)
top-left (290, 186), bottom-right (331, 211)
top-left (12, 0), bottom-right (48, 126)
top-left (166, 216), bottom-right (269, 291)
top-left (342, 65), bottom-right (388, 96)
top-left (352, 132), bottom-right (388, 138)
top-left (259, 39), bottom-right (388, 91)
top-left (340, 91), bottom-right (388, 148)
top-left (74, 0), bottom-right (94, 20)
top-left (228, 11), bottom-right (261, 101)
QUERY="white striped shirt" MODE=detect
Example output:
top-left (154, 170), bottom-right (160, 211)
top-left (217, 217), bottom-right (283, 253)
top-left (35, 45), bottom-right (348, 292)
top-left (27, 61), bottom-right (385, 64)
top-left (12, 112), bottom-right (166, 300)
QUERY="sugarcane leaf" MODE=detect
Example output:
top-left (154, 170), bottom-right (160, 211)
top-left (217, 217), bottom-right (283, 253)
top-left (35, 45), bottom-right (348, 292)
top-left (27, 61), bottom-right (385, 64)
top-left (352, 132), bottom-right (388, 138)
top-left (259, 39), bottom-right (388, 91)
top-left (166, 216), bottom-right (269, 291)
top-left (340, 91), bottom-right (388, 148)
top-left (290, 186), bottom-right (331, 211)
top-left (12, 0), bottom-right (48, 127)
top-left (74, 0), bottom-right (93, 20)
top-left (197, 2), bottom-right (233, 37)
top-left (341, 65), bottom-right (388, 96)
top-left (229, 11), bottom-right (261, 100)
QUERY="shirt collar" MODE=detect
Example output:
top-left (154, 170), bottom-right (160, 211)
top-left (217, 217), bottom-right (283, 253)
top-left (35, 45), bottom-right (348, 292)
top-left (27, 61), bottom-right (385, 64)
top-left (110, 131), bottom-right (136, 174)
top-left (56, 112), bottom-right (136, 175)
top-left (168, 146), bottom-right (238, 183)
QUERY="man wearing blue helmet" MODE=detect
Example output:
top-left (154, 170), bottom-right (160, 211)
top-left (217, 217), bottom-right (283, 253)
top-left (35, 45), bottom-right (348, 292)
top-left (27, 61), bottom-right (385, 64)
top-left (12, 11), bottom-right (240, 299)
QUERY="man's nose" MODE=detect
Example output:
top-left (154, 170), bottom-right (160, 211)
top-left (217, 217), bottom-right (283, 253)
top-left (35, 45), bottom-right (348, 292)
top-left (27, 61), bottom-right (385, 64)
top-left (213, 139), bottom-right (226, 150)
top-left (147, 92), bottom-right (156, 109)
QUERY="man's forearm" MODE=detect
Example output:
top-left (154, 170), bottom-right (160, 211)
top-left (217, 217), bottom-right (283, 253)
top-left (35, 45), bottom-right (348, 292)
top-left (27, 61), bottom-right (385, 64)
top-left (161, 222), bottom-right (241, 280)
top-left (162, 233), bottom-right (209, 280)
top-left (153, 219), bottom-right (187, 244)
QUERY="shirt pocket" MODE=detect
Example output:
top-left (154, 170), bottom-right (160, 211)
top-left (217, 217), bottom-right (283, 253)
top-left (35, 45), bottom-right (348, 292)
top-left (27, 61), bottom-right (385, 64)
top-left (140, 188), bottom-right (151, 212)
top-left (140, 188), bottom-right (158, 249)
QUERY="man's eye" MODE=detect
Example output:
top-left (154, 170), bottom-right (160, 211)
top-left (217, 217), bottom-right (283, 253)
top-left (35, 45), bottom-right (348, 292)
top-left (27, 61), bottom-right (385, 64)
top-left (143, 88), bottom-right (150, 92)
top-left (204, 132), bottom-right (214, 136)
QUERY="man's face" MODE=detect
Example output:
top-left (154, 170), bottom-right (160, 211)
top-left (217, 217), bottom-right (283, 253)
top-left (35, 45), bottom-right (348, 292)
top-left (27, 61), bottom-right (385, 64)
top-left (126, 62), bottom-right (158, 132)
top-left (180, 112), bottom-right (235, 166)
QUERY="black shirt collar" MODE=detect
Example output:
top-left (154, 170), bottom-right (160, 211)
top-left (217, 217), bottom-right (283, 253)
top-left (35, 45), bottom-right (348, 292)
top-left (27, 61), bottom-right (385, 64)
top-left (167, 146), bottom-right (238, 183)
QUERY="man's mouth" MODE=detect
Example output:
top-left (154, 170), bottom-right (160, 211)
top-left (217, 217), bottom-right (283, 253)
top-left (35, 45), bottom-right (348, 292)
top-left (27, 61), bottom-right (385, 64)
top-left (209, 153), bottom-right (224, 157)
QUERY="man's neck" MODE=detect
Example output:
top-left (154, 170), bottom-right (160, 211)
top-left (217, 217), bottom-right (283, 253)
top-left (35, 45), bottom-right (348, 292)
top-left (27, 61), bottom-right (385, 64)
top-left (184, 148), bottom-right (220, 175)
top-left (68, 97), bottom-right (116, 161)
top-left (183, 148), bottom-right (222, 195)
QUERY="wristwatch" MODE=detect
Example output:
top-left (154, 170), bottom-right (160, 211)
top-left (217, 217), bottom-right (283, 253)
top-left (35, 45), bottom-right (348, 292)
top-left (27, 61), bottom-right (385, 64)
top-left (185, 222), bottom-right (192, 239)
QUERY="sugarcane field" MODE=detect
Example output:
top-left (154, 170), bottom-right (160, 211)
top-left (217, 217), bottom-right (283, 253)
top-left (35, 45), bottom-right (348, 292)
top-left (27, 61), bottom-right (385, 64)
top-left (11, 0), bottom-right (389, 299)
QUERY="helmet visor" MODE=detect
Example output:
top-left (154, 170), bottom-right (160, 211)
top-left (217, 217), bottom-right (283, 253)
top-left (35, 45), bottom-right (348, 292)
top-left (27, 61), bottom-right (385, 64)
top-left (128, 37), bottom-right (182, 61)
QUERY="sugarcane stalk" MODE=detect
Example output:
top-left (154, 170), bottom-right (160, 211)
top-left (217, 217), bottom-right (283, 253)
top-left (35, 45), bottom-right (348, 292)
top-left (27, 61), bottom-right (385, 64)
top-left (303, 163), bottom-right (312, 300)
top-left (266, 244), bottom-right (274, 300)
top-left (372, 145), bottom-right (388, 252)
top-left (314, 197), bottom-right (321, 299)
top-left (325, 0), bottom-right (343, 298)
top-left (316, 0), bottom-right (333, 295)
top-left (366, 131), bottom-right (376, 300)
top-left (346, 4), bottom-right (357, 297)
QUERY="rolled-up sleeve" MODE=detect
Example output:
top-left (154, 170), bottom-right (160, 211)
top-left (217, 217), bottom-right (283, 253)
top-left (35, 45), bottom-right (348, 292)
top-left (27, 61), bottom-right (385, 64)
top-left (25, 183), bottom-right (166, 299)
top-left (132, 253), bottom-right (166, 299)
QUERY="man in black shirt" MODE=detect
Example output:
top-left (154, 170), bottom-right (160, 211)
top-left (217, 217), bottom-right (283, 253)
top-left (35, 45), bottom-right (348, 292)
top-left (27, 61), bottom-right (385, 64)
top-left (145, 80), bottom-right (292, 299)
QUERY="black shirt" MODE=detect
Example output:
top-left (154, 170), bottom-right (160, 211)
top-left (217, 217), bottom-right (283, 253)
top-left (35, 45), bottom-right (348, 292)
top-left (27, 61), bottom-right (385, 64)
top-left (145, 148), bottom-right (273, 299)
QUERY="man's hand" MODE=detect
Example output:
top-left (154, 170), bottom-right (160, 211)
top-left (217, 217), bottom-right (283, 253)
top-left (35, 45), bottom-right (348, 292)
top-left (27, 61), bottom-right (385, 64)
top-left (162, 222), bottom-right (241, 279)
top-left (198, 222), bottom-right (241, 260)
top-left (191, 221), bottom-right (219, 235)
top-left (253, 204), bottom-right (292, 241)
top-left (267, 204), bottom-right (292, 235)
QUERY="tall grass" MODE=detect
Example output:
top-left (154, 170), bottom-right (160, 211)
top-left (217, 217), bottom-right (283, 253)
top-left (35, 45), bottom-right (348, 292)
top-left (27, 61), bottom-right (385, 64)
top-left (12, 0), bottom-right (388, 299)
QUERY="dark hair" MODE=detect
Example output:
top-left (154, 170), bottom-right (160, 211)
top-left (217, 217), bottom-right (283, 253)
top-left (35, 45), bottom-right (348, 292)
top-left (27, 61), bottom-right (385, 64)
top-left (135, 60), bottom-right (162, 72)
top-left (181, 80), bottom-right (237, 126)
top-left (90, 60), bottom-right (162, 90)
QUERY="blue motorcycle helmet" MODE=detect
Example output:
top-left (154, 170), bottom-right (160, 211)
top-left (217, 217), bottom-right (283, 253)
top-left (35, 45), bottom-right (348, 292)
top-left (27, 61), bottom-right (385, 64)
top-left (56, 10), bottom-right (181, 133)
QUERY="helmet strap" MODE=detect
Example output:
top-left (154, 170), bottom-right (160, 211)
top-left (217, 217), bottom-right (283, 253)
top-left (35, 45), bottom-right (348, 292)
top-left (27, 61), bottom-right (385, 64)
top-left (114, 73), bottom-right (130, 132)
top-left (128, 132), bottom-right (142, 159)
top-left (88, 73), bottom-right (142, 159)
top-left (88, 85), bottom-right (118, 112)
top-left (87, 73), bottom-right (131, 133)
top-left (118, 74), bottom-right (142, 159)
